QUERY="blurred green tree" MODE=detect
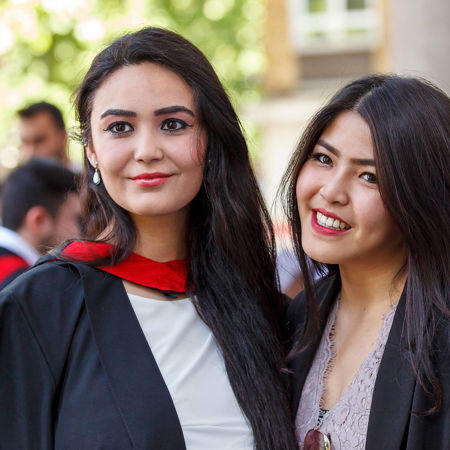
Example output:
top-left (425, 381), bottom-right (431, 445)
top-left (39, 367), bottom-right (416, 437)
top-left (0, 0), bottom-right (265, 175)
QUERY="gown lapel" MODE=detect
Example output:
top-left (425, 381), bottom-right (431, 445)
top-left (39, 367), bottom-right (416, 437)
top-left (77, 264), bottom-right (186, 450)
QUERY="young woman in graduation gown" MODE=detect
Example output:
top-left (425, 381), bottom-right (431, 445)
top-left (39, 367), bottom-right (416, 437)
top-left (0, 28), bottom-right (297, 450)
top-left (282, 75), bottom-right (450, 449)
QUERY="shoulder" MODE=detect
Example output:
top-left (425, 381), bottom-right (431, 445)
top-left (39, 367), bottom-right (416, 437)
top-left (0, 260), bottom-right (95, 381)
top-left (2, 258), bottom-right (82, 298)
top-left (284, 275), bottom-right (338, 342)
top-left (286, 276), bottom-right (337, 322)
top-left (0, 247), bottom-right (29, 290)
top-left (0, 259), bottom-right (92, 334)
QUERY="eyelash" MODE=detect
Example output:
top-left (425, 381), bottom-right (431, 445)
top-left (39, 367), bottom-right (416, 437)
top-left (360, 172), bottom-right (377, 184)
top-left (310, 152), bottom-right (377, 184)
top-left (311, 152), bottom-right (332, 165)
top-left (103, 121), bottom-right (133, 135)
top-left (103, 118), bottom-right (192, 135)
top-left (161, 118), bottom-right (192, 131)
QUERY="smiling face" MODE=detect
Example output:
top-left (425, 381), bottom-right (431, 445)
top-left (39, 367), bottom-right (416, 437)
top-left (85, 62), bottom-right (205, 225)
top-left (296, 110), bottom-right (405, 268)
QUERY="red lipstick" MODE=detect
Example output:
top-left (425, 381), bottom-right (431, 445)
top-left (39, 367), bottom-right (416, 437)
top-left (311, 208), bottom-right (350, 236)
top-left (131, 172), bottom-right (172, 187)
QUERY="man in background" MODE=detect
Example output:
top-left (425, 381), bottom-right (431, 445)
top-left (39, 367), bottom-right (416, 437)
top-left (0, 159), bottom-right (81, 289)
top-left (18, 102), bottom-right (69, 166)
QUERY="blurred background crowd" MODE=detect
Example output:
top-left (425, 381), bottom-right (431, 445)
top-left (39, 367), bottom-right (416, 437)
top-left (0, 0), bottom-right (448, 295)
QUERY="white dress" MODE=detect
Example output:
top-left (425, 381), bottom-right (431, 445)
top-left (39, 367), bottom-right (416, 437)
top-left (128, 293), bottom-right (254, 450)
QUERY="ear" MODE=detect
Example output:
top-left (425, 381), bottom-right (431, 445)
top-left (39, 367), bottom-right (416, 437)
top-left (21, 206), bottom-right (54, 248)
top-left (83, 134), bottom-right (97, 168)
top-left (25, 206), bottom-right (52, 233)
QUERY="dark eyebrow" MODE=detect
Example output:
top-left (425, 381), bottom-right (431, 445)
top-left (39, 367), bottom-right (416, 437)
top-left (351, 158), bottom-right (375, 166)
top-left (318, 139), bottom-right (339, 156)
top-left (100, 109), bottom-right (136, 119)
top-left (154, 105), bottom-right (195, 117)
top-left (317, 139), bottom-right (375, 166)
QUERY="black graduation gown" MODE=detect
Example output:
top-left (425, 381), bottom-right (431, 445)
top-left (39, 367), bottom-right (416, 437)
top-left (285, 275), bottom-right (450, 450)
top-left (0, 258), bottom-right (186, 449)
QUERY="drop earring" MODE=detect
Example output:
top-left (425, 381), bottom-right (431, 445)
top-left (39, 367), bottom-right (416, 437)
top-left (93, 161), bottom-right (101, 185)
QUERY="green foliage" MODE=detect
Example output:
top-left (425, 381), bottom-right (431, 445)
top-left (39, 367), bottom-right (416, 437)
top-left (308, 0), bottom-right (327, 13)
top-left (0, 0), bottom-right (265, 173)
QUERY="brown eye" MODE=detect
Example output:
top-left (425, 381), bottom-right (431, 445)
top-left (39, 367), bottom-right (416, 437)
top-left (104, 122), bottom-right (133, 134)
top-left (161, 118), bottom-right (189, 131)
top-left (113, 123), bottom-right (126, 133)
top-left (311, 153), bottom-right (332, 165)
top-left (166, 120), bottom-right (179, 130)
top-left (361, 172), bottom-right (377, 184)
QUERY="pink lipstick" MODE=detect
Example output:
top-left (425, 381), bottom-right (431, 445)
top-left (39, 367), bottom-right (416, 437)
top-left (131, 172), bottom-right (172, 187)
top-left (311, 208), bottom-right (351, 236)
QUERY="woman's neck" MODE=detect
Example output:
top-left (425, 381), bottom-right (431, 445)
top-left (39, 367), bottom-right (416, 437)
top-left (339, 258), bottom-right (406, 313)
top-left (131, 211), bottom-right (189, 262)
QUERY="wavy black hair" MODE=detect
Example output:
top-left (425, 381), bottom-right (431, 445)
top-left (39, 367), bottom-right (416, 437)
top-left (282, 74), bottom-right (450, 413)
top-left (72, 27), bottom-right (297, 449)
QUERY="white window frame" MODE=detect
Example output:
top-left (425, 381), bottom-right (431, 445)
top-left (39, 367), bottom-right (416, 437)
top-left (288, 0), bottom-right (380, 54)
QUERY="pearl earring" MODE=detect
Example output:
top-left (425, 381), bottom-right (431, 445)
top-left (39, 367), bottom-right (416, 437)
top-left (93, 161), bottom-right (101, 185)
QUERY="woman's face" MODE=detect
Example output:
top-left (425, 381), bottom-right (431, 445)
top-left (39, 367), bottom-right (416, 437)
top-left (296, 111), bottom-right (404, 268)
top-left (85, 62), bottom-right (205, 223)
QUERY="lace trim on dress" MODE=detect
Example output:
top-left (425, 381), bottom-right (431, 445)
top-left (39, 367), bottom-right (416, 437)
top-left (318, 297), bottom-right (339, 418)
top-left (295, 296), bottom-right (397, 450)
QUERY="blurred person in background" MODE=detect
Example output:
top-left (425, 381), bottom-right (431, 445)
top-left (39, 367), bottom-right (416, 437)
top-left (18, 101), bottom-right (69, 166)
top-left (0, 27), bottom-right (297, 449)
top-left (0, 158), bottom-right (81, 289)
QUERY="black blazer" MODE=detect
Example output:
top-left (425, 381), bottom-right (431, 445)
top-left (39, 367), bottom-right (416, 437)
top-left (286, 275), bottom-right (450, 450)
top-left (0, 259), bottom-right (186, 449)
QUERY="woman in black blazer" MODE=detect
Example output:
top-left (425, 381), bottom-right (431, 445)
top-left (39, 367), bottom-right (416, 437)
top-left (0, 28), bottom-right (297, 449)
top-left (282, 74), bottom-right (449, 449)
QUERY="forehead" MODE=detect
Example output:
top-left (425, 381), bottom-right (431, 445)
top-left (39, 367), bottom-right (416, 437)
top-left (319, 111), bottom-right (373, 157)
top-left (20, 112), bottom-right (57, 133)
top-left (90, 63), bottom-right (195, 116)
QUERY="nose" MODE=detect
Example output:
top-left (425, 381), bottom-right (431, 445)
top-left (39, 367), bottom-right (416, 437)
top-left (319, 170), bottom-right (350, 205)
top-left (133, 127), bottom-right (164, 162)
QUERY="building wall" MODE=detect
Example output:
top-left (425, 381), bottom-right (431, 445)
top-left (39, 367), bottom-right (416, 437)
top-left (389, 0), bottom-right (450, 93)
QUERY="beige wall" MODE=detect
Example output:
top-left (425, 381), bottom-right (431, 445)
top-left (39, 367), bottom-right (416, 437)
top-left (263, 0), bottom-right (298, 93)
top-left (389, 0), bottom-right (450, 93)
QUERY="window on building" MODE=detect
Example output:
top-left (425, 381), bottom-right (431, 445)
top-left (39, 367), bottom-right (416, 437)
top-left (288, 0), bottom-right (379, 53)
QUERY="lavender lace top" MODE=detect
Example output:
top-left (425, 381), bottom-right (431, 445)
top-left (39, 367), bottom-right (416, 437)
top-left (295, 297), bottom-right (397, 450)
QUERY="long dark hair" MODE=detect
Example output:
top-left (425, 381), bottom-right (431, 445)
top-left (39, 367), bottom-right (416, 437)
top-left (73, 27), bottom-right (297, 449)
top-left (282, 74), bottom-right (450, 413)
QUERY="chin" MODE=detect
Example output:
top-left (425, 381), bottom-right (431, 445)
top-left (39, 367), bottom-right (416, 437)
top-left (131, 204), bottom-right (189, 218)
top-left (303, 245), bottom-right (340, 266)
top-left (306, 254), bottom-right (339, 265)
